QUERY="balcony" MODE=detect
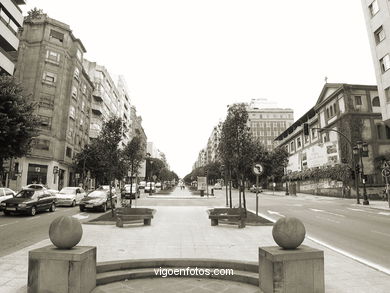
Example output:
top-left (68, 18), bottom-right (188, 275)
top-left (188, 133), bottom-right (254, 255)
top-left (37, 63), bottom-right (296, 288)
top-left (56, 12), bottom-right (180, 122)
top-left (0, 48), bottom-right (14, 75)
top-left (91, 100), bottom-right (103, 115)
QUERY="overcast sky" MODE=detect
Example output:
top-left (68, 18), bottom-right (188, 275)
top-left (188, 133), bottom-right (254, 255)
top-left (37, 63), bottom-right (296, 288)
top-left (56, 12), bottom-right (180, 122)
top-left (21, 1), bottom-right (376, 177)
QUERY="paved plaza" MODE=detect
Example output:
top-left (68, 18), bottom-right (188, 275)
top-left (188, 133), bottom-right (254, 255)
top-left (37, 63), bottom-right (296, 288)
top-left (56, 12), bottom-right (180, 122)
top-left (0, 187), bottom-right (389, 292)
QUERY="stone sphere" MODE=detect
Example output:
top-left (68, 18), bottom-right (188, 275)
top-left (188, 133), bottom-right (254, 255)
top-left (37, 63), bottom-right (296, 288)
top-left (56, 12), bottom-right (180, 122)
top-left (272, 217), bottom-right (305, 249)
top-left (49, 216), bottom-right (83, 249)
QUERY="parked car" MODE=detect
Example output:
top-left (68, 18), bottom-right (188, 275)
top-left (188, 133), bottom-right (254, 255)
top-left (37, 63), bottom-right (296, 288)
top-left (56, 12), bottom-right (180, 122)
top-left (97, 185), bottom-right (116, 195)
top-left (213, 183), bottom-right (222, 190)
top-left (0, 188), bottom-right (56, 216)
top-left (79, 190), bottom-right (116, 212)
top-left (139, 181), bottom-right (146, 189)
top-left (121, 184), bottom-right (139, 199)
top-left (56, 187), bottom-right (86, 207)
top-left (144, 182), bottom-right (156, 193)
top-left (24, 184), bottom-right (47, 190)
top-left (249, 185), bottom-right (263, 193)
top-left (0, 188), bottom-right (16, 204)
top-left (155, 182), bottom-right (162, 189)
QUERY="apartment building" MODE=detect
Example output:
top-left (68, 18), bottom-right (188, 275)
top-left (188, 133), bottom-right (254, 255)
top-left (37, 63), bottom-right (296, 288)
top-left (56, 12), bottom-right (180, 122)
top-left (10, 13), bottom-right (94, 190)
top-left (275, 83), bottom-right (390, 186)
top-left (0, 0), bottom-right (25, 75)
top-left (361, 0), bottom-right (390, 125)
top-left (247, 101), bottom-right (294, 151)
top-left (206, 123), bottom-right (222, 164)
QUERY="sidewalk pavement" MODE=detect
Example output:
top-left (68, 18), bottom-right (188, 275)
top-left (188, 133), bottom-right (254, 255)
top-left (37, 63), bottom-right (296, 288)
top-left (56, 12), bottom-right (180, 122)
top-left (0, 205), bottom-right (389, 292)
top-left (261, 189), bottom-right (390, 211)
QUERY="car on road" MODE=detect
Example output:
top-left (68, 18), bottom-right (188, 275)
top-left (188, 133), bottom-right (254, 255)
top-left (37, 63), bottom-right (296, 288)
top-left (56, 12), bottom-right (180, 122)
top-left (144, 182), bottom-right (155, 193)
top-left (139, 181), bottom-right (146, 189)
top-left (0, 188), bottom-right (16, 204)
top-left (249, 185), bottom-right (263, 193)
top-left (56, 187), bottom-right (86, 206)
top-left (121, 184), bottom-right (139, 199)
top-left (79, 190), bottom-right (116, 212)
top-left (24, 184), bottom-right (47, 190)
top-left (213, 183), bottom-right (222, 190)
top-left (155, 182), bottom-right (162, 189)
top-left (0, 188), bottom-right (56, 216)
top-left (97, 185), bottom-right (116, 195)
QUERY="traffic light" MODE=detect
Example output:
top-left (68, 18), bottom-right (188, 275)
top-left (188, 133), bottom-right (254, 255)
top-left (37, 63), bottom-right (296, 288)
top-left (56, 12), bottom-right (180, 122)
top-left (303, 123), bottom-right (309, 136)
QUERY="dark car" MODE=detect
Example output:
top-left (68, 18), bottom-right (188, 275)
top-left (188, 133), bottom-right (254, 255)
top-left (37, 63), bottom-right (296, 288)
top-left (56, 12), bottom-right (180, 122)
top-left (0, 188), bottom-right (56, 216)
top-left (79, 190), bottom-right (116, 212)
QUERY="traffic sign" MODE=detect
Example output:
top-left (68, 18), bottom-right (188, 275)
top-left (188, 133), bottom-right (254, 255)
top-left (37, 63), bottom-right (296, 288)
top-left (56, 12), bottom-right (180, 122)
top-left (152, 175), bottom-right (157, 180)
top-left (382, 168), bottom-right (390, 178)
top-left (252, 163), bottom-right (263, 175)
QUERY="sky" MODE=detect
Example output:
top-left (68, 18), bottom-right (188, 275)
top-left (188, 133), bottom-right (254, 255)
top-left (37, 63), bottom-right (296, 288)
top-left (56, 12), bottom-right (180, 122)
top-left (21, 0), bottom-right (377, 177)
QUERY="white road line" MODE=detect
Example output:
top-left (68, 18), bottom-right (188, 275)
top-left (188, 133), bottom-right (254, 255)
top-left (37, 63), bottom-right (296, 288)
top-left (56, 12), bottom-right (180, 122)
top-left (249, 209), bottom-right (390, 276)
top-left (72, 213), bottom-right (89, 220)
top-left (347, 208), bottom-right (365, 212)
top-left (267, 210), bottom-right (285, 217)
top-left (371, 230), bottom-right (390, 237)
top-left (315, 215), bottom-right (340, 224)
top-left (378, 212), bottom-right (390, 216)
top-left (309, 208), bottom-right (345, 218)
top-left (0, 221), bottom-right (19, 227)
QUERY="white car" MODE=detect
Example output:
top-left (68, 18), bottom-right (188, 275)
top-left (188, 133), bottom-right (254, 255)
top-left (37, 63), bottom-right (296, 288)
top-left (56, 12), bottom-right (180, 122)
top-left (97, 185), bottom-right (116, 195)
top-left (0, 188), bottom-right (16, 204)
top-left (56, 187), bottom-right (86, 206)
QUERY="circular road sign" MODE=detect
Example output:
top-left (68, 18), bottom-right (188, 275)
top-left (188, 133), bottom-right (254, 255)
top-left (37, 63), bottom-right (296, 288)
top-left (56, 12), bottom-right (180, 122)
top-left (252, 163), bottom-right (263, 176)
top-left (382, 168), bottom-right (390, 178)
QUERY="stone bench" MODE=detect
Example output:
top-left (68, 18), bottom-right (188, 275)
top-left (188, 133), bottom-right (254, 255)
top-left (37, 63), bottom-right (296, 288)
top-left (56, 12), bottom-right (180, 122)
top-left (116, 208), bottom-right (156, 227)
top-left (207, 208), bottom-right (246, 228)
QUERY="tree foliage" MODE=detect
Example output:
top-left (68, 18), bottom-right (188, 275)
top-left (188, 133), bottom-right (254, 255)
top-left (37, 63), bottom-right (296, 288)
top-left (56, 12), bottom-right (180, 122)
top-left (0, 75), bottom-right (40, 178)
top-left (122, 136), bottom-right (145, 180)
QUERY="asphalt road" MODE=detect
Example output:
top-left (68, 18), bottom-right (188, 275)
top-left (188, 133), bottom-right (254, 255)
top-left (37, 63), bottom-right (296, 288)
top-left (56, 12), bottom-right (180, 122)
top-left (0, 205), bottom-right (104, 257)
top-left (242, 190), bottom-right (390, 274)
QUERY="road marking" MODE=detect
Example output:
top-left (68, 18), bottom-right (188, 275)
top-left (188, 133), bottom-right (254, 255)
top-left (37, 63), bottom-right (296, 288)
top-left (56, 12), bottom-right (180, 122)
top-left (0, 221), bottom-right (19, 227)
top-left (347, 208), bottom-right (365, 212)
top-left (371, 230), bottom-right (390, 237)
top-left (306, 236), bottom-right (390, 275)
top-left (309, 208), bottom-right (345, 218)
top-left (251, 208), bottom-right (390, 276)
top-left (72, 213), bottom-right (89, 220)
top-left (378, 212), bottom-right (390, 216)
top-left (315, 216), bottom-right (340, 224)
top-left (267, 210), bottom-right (285, 217)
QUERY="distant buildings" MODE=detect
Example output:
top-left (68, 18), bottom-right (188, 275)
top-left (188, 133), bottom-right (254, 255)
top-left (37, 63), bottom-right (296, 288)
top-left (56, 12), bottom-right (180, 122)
top-left (0, 0), bottom-right (25, 75)
top-left (6, 11), bottom-right (147, 190)
top-left (361, 0), bottom-right (390, 125)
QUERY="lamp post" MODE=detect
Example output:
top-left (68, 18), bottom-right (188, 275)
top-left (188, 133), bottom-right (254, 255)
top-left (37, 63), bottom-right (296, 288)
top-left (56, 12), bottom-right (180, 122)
top-left (353, 141), bottom-right (369, 205)
top-left (284, 166), bottom-right (289, 195)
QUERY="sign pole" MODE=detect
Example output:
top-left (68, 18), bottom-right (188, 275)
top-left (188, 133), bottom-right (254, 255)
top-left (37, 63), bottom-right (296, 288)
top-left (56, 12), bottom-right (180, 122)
top-left (256, 175), bottom-right (259, 216)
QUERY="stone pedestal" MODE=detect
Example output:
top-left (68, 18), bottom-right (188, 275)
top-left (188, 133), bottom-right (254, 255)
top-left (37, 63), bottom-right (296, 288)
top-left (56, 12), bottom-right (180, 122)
top-left (259, 245), bottom-right (324, 293)
top-left (28, 245), bottom-right (96, 293)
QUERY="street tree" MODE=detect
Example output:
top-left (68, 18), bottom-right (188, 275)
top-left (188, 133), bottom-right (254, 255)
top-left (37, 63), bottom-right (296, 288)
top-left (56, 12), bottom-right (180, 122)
top-left (0, 75), bottom-right (40, 185)
top-left (122, 135), bottom-right (145, 202)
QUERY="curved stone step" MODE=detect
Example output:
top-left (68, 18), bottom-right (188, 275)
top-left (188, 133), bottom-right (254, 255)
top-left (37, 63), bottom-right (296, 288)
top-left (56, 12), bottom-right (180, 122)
top-left (97, 267), bottom-right (259, 286)
top-left (97, 258), bottom-right (258, 274)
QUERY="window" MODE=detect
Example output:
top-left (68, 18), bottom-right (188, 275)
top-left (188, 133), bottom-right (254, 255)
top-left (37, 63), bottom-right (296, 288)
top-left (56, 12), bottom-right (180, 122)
top-left (81, 83), bottom-right (87, 94)
top-left (380, 54), bottom-right (390, 72)
top-left (290, 141), bottom-right (295, 152)
top-left (266, 122), bottom-right (271, 127)
top-left (369, 0), bottom-right (379, 17)
top-left (297, 137), bottom-right (301, 148)
top-left (273, 122), bottom-right (278, 127)
top-left (374, 26), bottom-right (386, 44)
top-left (32, 139), bottom-right (50, 151)
top-left (304, 133), bottom-right (309, 143)
top-left (285, 145), bottom-right (288, 152)
top-left (39, 95), bottom-right (54, 109)
top-left (69, 105), bottom-right (75, 119)
top-left (81, 100), bottom-right (85, 112)
top-left (0, 8), bottom-right (18, 34)
top-left (71, 86), bottom-right (78, 100)
top-left (74, 68), bottom-right (80, 80)
top-left (267, 131), bottom-right (272, 136)
top-left (39, 115), bottom-right (52, 129)
top-left (66, 147), bottom-right (72, 158)
top-left (372, 96), bottom-right (380, 107)
top-left (42, 72), bottom-right (57, 84)
top-left (377, 124), bottom-right (383, 139)
top-left (386, 126), bottom-right (390, 139)
top-left (312, 128), bottom-right (318, 139)
top-left (50, 29), bottom-right (64, 43)
top-left (46, 50), bottom-right (60, 63)
top-left (385, 87), bottom-right (390, 103)
top-left (355, 96), bottom-right (362, 106)
top-left (76, 49), bottom-right (83, 61)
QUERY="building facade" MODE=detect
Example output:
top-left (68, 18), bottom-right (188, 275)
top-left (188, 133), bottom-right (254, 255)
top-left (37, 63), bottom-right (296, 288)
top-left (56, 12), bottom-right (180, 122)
top-left (10, 13), bottom-right (94, 190)
top-left (247, 103), bottom-right (294, 151)
top-left (275, 83), bottom-right (390, 189)
top-left (361, 0), bottom-right (390, 125)
top-left (0, 0), bottom-right (25, 75)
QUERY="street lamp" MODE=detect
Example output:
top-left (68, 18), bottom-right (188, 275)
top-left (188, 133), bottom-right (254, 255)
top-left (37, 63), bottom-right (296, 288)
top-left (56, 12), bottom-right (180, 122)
top-left (354, 141), bottom-right (369, 205)
top-left (146, 153), bottom-right (153, 196)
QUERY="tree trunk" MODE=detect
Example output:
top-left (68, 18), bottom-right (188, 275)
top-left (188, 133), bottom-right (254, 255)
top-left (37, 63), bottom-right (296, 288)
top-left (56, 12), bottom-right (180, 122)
top-left (242, 175), bottom-right (247, 217)
top-left (109, 172), bottom-right (114, 217)
top-left (229, 168), bottom-right (232, 208)
top-left (237, 172), bottom-right (241, 208)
